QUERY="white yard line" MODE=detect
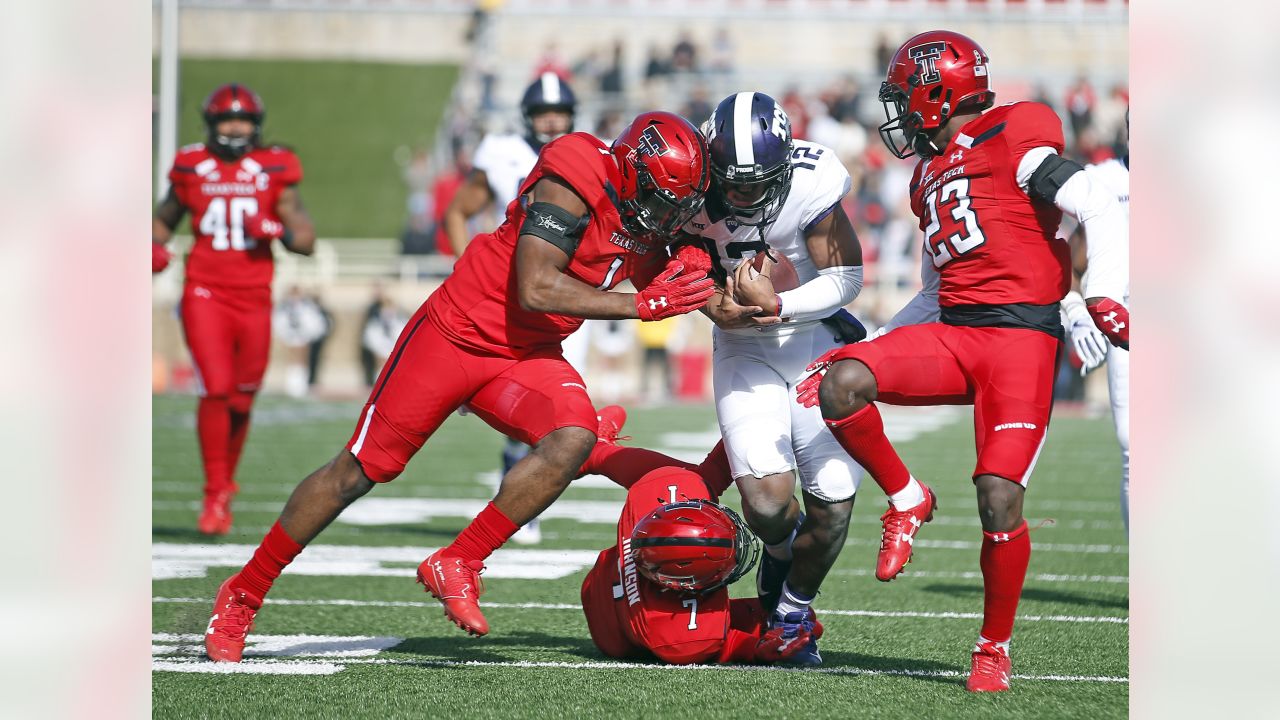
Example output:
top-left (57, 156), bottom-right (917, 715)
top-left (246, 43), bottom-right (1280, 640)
top-left (153, 597), bottom-right (1126, 624)
top-left (151, 653), bottom-right (1127, 684)
top-left (825, 567), bottom-right (1129, 584)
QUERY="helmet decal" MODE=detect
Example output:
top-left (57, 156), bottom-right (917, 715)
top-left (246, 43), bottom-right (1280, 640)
top-left (637, 126), bottom-right (670, 158)
top-left (908, 42), bottom-right (947, 86)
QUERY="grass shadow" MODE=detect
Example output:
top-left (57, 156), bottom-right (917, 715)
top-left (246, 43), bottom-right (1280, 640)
top-left (920, 583), bottom-right (1129, 610)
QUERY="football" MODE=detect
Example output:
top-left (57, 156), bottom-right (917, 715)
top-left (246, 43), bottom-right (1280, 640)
top-left (747, 250), bottom-right (800, 293)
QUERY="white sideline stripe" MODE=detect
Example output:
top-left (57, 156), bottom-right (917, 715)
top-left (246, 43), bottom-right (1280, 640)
top-left (153, 660), bottom-right (344, 675)
top-left (151, 655), bottom-right (1128, 684)
top-left (153, 598), bottom-right (1126, 625)
top-left (153, 632), bottom-right (402, 657)
top-left (827, 568), bottom-right (1129, 584)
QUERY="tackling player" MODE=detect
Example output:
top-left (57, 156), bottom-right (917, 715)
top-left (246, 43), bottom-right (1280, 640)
top-left (205, 111), bottom-right (717, 662)
top-left (444, 72), bottom-right (581, 545)
top-left (1060, 126), bottom-right (1130, 532)
top-left (679, 92), bottom-right (867, 664)
top-left (795, 32), bottom-right (1129, 691)
top-left (153, 83), bottom-right (316, 535)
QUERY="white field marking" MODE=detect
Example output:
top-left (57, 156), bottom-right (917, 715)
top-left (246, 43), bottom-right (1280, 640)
top-left (153, 597), bottom-right (1126, 625)
top-left (154, 632), bottom-right (402, 658)
top-left (842, 536), bottom-right (1128, 554)
top-left (151, 654), bottom-right (1128, 684)
top-left (152, 543), bottom-right (598, 581)
top-left (152, 660), bottom-right (345, 675)
top-left (826, 567), bottom-right (1129, 584)
top-left (336, 497), bottom-right (624, 526)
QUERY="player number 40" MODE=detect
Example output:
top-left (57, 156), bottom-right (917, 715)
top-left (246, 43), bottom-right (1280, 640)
top-left (200, 196), bottom-right (259, 251)
top-left (923, 177), bottom-right (986, 267)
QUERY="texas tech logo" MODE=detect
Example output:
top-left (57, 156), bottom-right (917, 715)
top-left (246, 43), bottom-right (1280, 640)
top-left (908, 41), bottom-right (947, 85)
top-left (637, 126), bottom-right (671, 157)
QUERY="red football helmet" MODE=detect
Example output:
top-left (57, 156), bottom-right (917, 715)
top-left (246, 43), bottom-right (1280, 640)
top-left (202, 83), bottom-right (266, 159)
top-left (611, 111), bottom-right (711, 242)
top-left (630, 498), bottom-right (759, 594)
top-left (878, 31), bottom-right (996, 159)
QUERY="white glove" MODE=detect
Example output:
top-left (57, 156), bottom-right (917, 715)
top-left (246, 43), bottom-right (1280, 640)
top-left (1061, 291), bottom-right (1108, 375)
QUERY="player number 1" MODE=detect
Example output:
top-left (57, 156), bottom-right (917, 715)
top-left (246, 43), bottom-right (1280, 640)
top-left (682, 597), bottom-right (699, 630)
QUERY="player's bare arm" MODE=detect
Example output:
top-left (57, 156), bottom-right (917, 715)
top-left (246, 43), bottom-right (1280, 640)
top-left (275, 186), bottom-right (316, 256)
top-left (805, 205), bottom-right (862, 271)
top-left (515, 176), bottom-right (643, 319)
top-left (153, 187), bottom-right (186, 245)
top-left (444, 169), bottom-right (496, 257)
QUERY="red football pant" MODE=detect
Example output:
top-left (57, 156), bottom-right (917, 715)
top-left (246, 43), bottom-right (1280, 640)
top-left (830, 324), bottom-right (1059, 485)
top-left (181, 283), bottom-right (271, 496)
top-left (345, 302), bottom-right (598, 483)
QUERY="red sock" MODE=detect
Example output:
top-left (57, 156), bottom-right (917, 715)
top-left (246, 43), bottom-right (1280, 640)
top-left (979, 520), bottom-right (1031, 643)
top-left (581, 444), bottom-right (694, 490)
top-left (197, 396), bottom-right (232, 496)
top-left (824, 404), bottom-right (910, 496)
top-left (234, 521), bottom-right (303, 600)
top-left (446, 502), bottom-right (519, 563)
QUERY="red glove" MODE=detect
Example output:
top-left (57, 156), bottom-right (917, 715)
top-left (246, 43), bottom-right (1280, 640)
top-left (672, 240), bottom-right (714, 277)
top-left (795, 346), bottom-right (850, 408)
top-left (635, 260), bottom-right (716, 321)
top-left (754, 623), bottom-right (813, 663)
top-left (152, 243), bottom-right (172, 273)
top-left (1086, 297), bottom-right (1129, 350)
top-left (243, 214), bottom-right (285, 241)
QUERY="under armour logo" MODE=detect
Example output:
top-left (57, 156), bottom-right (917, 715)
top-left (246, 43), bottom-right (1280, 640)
top-left (993, 533), bottom-right (1010, 543)
top-left (1102, 311), bottom-right (1126, 333)
top-left (951, 150), bottom-right (964, 162)
top-left (648, 297), bottom-right (668, 310)
top-left (908, 41), bottom-right (947, 85)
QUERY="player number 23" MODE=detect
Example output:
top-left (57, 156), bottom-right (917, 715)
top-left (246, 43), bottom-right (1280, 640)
top-left (923, 177), bottom-right (986, 268)
top-left (200, 196), bottom-right (260, 251)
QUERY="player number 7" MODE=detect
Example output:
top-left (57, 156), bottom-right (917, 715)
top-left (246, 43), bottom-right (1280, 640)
top-left (682, 597), bottom-right (699, 630)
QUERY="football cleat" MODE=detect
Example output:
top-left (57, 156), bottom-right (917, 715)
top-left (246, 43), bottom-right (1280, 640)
top-left (875, 484), bottom-right (937, 581)
top-left (766, 609), bottom-right (822, 666)
top-left (197, 489), bottom-right (235, 536)
top-left (595, 405), bottom-right (630, 445)
top-left (966, 641), bottom-right (1012, 692)
top-left (417, 550), bottom-right (489, 636)
top-left (510, 518), bottom-right (542, 545)
top-left (205, 576), bottom-right (262, 663)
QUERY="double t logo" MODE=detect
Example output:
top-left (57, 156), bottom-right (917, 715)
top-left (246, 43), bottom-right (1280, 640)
top-left (908, 41), bottom-right (947, 85)
top-left (638, 126), bottom-right (671, 157)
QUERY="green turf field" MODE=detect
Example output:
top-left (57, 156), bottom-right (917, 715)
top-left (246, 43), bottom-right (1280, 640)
top-left (153, 59), bottom-right (459, 238)
top-left (152, 395), bottom-right (1128, 718)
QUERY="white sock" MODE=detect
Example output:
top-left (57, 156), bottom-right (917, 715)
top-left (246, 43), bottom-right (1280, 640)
top-left (889, 476), bottom-right (926, 511)
top-left (773, 582), bottom-right (814, 619)
top-left (764, 522), bottom-right (799, 562)
top-left (976, 635), bottom-right (1011, 655)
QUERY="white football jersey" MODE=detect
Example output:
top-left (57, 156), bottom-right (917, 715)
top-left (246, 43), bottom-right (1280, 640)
top-left (685, 139), bottom-right (851, 337)
top-left (472, 133), bottom-right (540, 212)
top-left (1084, 157), bottom-right (1130, 302)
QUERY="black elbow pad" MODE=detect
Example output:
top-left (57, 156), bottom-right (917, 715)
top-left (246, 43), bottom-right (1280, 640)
top-left (521, 202), bottom-right (590, 257)
top-left (1027, 154), bottom-right (1084, 204)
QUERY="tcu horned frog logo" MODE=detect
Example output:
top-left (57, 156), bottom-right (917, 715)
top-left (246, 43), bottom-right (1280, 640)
top-left (637, 126), bottom-right (671, 157)
top-left (908, 41), bottom-right (947, 85)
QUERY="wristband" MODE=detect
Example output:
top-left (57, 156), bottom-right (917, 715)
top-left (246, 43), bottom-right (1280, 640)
top-left (774, 294), bottom-right (783, 317)
top-left (280, 226), bottom-right (295, 249)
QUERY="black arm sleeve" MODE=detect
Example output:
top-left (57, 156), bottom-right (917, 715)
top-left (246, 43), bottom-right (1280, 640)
top-left (520, 201), bottom-right (590, 258)
top-left (1026, 153), bottom-right (1084, 204)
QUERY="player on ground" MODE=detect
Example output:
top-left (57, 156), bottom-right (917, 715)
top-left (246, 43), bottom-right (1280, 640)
top-left (680, 92), bottom-right (866, 664)
top-left (153, 83), bottom-right (316, 536)
top-left (444, 72), bottom-right (581, 545)
top-left (204, 111), bottom-right (717, 662)
top-left (1060, 124), bottom-right (1130, 532)
top-left (794, 32), bottom-right (1128, 691)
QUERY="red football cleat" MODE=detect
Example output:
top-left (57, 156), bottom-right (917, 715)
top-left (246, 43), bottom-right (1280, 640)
top-left (966, 641), bottom-right (1012, 692)
top-left (205, 577), bottom-right (262, 663)
top-left (197, 490), bottom-right (235, 536)
top-left (595, 405), bottom-right (630, 445)
top-left (417, 550), bottom-right (489, 636)
top-left (875, 484), bottom-right (937, 581)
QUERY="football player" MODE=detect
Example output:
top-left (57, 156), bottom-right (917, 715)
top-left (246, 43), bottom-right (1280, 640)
top-left (796, 32), bottom-right (1129, 691)
top-left (444, 72), bottom-right (581, 546)
top-left (205, 111), bottom-right (717, 662)
top-left (678, 92), bottom-right (867, 664)
top-left (579, 407), bottom-right (820, 665)
top-left (1060, 119), bottom-right (1129, 533)
top-left (153, 83), bottom-right (316, 535)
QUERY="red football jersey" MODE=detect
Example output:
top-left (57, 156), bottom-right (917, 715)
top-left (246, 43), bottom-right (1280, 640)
top-left (168, 143), bottom-right (303, 289)
top-left (427, 132), bottom-right (669, 358)
top-left (909, 102), bottom-right (1071, 307)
